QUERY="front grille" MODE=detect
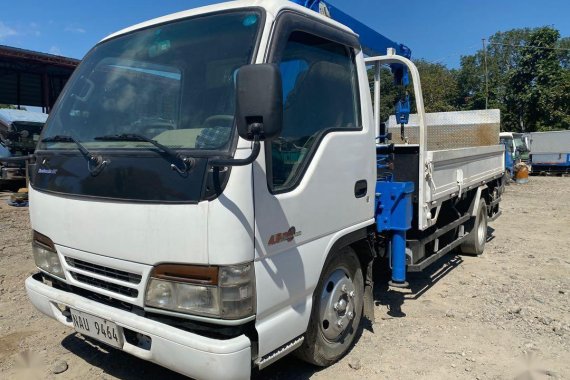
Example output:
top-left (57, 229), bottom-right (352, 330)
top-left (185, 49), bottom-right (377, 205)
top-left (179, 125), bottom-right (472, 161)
top-left (70, 272), bottom-right (139, 298)
top-left (66, 257), bottom-right (142, 284)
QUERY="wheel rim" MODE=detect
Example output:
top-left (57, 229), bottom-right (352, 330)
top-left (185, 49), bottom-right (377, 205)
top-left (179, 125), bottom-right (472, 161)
top-left (319, 268), bottom-right (356, 341)
top-left (478, 212), bottom-right (487, 246)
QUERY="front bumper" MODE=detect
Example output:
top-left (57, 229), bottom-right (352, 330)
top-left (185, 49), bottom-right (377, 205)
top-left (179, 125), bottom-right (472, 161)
top-left (25, 275), bottom-right (252, 380)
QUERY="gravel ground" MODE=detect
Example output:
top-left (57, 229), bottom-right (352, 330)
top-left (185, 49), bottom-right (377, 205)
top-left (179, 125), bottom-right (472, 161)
top-left (1, 177), bottom-right (569, 379)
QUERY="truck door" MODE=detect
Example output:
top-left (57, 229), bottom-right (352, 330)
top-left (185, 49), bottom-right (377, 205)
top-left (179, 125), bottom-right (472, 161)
top-left (252, 13), bottom-right (376, 358)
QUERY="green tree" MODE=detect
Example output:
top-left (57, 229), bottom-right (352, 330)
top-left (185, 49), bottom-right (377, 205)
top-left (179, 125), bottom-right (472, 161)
top-left (414, 60), bottom-right (459, 113)
top-left (367, 65), bottom-right (399, 123)
top-left (457, 29), bottom-right (533, 116)
top-left (486, 29), bottom-right (532, 115)
top-left (457, 26), bottom-right (570, 132)
top-left (369, 26), bottom-right (569, 131)
top-left (558, 37), bottom-right (570, 69)
top-left (369, 60), bottom-right (460, 123)
top-left (505, 27), bottom-right (569, 131)
top-left (456, 54), bottom-right (486, 110)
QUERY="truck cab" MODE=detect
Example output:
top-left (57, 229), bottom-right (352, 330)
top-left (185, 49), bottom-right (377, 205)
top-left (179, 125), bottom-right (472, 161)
top-left (0, 109), bottom-right (47, 184)
top-left (26, 3), bottom-right (375, 378)
top-left (500, 131), bottom-right (530, 164)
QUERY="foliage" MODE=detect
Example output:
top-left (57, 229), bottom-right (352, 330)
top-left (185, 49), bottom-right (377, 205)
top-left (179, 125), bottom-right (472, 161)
top-left (503, 28), bottom-right (569, 131)
top-left (370, 26), bottom-right (569, 132)
top-left (458, 26), bottom-right (569, 132)
top-left (558, 37), bottom-right (570, 69)
top-left (367, 65), bottom-right (399, 123)
top-left (369, 60), bottom-right (460, 123)
top-left (414, 60), bottom-right (459, 113)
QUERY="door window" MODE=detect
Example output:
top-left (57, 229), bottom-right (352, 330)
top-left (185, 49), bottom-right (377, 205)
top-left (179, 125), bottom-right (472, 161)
top-left (269, 31), bottom-right (361, 193)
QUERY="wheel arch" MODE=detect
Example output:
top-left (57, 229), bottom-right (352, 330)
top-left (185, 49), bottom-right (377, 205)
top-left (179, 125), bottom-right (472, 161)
top-left (318, 224), bottom-right (376, 321)
top-left (468, 185), bottom-right (488, 217)
top-left (295, 225), bottom-right (373, 366)
top-left (321, 226), bottom-right (375, 277)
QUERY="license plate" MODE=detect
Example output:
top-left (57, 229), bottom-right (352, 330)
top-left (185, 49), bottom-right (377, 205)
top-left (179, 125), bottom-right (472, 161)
top-left (70, 309), bottom-right (124, 349)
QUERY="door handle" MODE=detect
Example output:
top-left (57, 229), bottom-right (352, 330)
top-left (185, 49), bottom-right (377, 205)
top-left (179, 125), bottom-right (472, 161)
top-left (354, 180), bottom-right (367, 198)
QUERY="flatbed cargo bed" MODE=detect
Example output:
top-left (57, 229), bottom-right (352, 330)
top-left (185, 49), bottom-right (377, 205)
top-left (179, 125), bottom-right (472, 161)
top-left (379, 109), bottom-right (504, 230)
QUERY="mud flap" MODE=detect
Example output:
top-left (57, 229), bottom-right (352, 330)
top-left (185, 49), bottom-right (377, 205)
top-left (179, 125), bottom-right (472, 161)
top-left (363, 259), bottom-right (375, 323)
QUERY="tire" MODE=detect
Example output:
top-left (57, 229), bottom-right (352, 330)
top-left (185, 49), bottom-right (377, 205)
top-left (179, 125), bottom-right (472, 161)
top-left (459, 198), bottom-right (488, 256)
top-left (504, 170), bottom-right (512, 184)
top-left (296, 246), bottom-right (364, 367)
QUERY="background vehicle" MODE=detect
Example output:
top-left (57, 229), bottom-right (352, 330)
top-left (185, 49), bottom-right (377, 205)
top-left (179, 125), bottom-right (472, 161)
top-left (24, 1), bottom-right (504, 379)
top-left (0, 109), bottom-right (47, 187)
top-left (500, 131), bottom-right (530, 165)
top-left (529, 130), bottom-right (570, 174)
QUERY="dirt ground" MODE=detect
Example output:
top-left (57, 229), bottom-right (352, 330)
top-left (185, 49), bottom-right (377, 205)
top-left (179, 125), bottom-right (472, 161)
top-left (1, 177), bottom-right (569, 380)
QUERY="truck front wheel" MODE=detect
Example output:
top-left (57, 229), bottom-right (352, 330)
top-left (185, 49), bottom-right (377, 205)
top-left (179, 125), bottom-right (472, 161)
top-left (459, 199), bottom-right (488, 255)
top-left (297, 246), bottom-right (364, 366)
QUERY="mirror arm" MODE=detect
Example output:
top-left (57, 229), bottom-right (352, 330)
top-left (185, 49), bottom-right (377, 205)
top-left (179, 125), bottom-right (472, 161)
top-left (210, 134), bottom-right (261, 167)
top-left (0, 154), bottom-right (35, 163)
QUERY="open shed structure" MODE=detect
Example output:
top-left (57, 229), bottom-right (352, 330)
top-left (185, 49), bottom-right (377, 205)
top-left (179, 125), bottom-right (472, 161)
top-left (0, 45), bottom-right (79, 113)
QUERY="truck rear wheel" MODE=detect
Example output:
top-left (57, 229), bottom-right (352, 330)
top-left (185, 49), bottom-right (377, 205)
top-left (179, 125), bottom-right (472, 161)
top-left (459, 199), bottom-right (488, 255)
top-left (296, 246), bottom-right (364, 367)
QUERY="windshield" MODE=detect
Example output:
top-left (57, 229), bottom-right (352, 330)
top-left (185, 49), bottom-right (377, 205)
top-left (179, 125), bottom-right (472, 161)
top-left (514, 137), bottom-right (528, 151)
top-left (41, 10), bottom-right (262, 153)
top-left (500, 137), bottom-right (512, 146)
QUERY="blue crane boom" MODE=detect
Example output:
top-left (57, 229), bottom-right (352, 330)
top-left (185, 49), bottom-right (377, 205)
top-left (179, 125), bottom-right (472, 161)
top-left (289, 0), bottom-right (412, 84)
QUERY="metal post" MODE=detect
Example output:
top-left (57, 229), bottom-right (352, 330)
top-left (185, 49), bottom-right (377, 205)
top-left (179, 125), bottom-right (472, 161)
top-left (374, 62), bottom-right (381, 138)
top-left (365, 54), bottom-right (428, 230)
top-left (16, 73), bottom-right (21, 110)
top-left (389, 230), bottom-right (408, 287)
top-left (42, 73), bottom-right (50, 113)
top-left (25, 159), bottom-right (30, 190)
top-left (482, 38), bottom-right (489, 110)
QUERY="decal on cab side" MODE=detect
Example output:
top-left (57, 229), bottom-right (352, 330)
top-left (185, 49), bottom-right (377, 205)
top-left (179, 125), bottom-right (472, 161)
top-left (268, 227), bottom-right (302, 246)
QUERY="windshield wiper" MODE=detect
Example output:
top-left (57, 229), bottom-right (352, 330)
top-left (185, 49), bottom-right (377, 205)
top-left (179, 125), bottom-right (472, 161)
top-left (41, 135), bottom-right (108, 176)
top-left (94, 134), bottom-right (195, 174)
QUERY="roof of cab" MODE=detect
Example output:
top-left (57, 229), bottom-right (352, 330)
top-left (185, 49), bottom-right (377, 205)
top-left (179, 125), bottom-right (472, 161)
top-left (0, 109), bottom-right (48, 125)
top-left (101, 0), bottom-right (355, 43)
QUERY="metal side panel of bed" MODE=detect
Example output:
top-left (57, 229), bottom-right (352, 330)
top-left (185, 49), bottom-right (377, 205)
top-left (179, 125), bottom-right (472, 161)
top-left (425, 145), bottom-right (505, 204)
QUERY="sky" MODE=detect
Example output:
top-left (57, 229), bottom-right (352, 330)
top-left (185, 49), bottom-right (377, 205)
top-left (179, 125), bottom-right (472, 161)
top-left (0, 0), bottom-right (568, 68)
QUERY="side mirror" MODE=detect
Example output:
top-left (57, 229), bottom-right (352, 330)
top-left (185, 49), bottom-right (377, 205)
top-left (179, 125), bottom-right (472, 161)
top-left (210, 64), bottom-right (283, 168)
top-left (236, 64), bottom-right (283, 141)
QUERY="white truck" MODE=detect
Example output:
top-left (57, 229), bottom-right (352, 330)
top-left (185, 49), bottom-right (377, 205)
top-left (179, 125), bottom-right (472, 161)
top-left (22, 1), bottom-right (505, 379)
top-left (529, 130), bottom-right (570, 174)
top-left (500, 131), bottom-right (530, 166)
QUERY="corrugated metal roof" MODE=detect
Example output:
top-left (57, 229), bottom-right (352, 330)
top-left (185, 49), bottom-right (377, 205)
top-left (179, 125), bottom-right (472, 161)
top-left (0, 45), bottom-right (79, 109)
top-left (0, 72), bottom-right (44, 107)
top-left (0, 109), bottom-right (48, 125)
top-left (0, 45), bottom-right (80, 68)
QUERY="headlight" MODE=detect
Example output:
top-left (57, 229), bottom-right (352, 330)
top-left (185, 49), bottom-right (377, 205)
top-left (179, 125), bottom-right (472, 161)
top-left (145, 263), bottom-right (255, 320)
top-left (32, 231), bottom-right (64, 279)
